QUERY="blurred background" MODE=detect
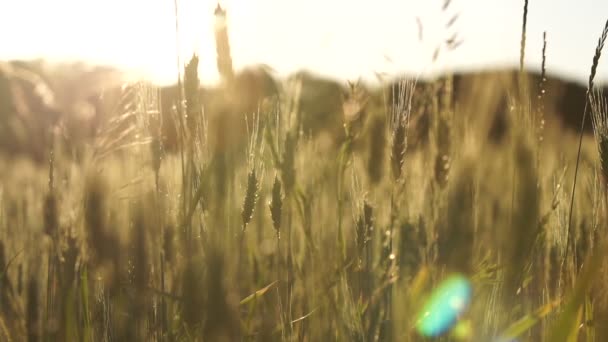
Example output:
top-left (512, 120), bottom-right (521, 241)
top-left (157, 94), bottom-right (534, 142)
top-left (1, 0), bottom-right (607, 85)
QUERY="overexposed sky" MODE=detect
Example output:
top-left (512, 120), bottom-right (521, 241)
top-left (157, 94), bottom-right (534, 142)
top-left (1, 0), bottom-right (607, 85)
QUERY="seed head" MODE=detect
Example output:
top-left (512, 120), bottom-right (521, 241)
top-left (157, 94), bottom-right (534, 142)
top-left (591, 90), bottom-right (608, 185)
top-left (241, 170), bottom-right (259, 229)
top-left (269, 175), bottom-right (282, 238)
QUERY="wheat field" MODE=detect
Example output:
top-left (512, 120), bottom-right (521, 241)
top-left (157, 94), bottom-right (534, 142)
top-left (1, 2), bottom-right (608, 341)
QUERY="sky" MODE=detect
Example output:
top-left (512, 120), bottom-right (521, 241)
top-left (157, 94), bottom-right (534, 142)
top-left (1, 0), bottom-right (607, 85)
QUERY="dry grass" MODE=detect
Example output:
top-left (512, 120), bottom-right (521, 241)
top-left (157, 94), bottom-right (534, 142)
top-left (1, 3), bottom-right (608, 342)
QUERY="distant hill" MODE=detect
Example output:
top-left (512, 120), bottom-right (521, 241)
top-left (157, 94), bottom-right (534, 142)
top-left (1, 59), bottom-right (605, 162)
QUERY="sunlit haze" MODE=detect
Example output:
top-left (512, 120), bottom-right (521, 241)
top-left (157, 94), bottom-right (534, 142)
top-left (1, 0), bottom-right (607, 85)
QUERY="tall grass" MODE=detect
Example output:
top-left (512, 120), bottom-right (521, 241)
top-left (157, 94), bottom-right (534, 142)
top-left (1, 3), bottom-right (608, 342)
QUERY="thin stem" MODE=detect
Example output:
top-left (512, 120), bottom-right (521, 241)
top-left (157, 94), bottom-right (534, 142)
top-left (564, 96), bottom-right (590, 268)
top-left (564, 19), bottom-right (608, 269)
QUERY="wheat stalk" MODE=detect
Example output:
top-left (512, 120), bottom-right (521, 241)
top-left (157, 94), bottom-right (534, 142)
top-left (566, 19), bottom-right (608, 265)
top-left (389, 78), bottom-right (416, 180)
top-left (269, 175), bottom-right (283, 239)
top-left (214, 4), bottom-right (234, 82)
top-left (536, 32), bottom-right (548, 171)
top-left (591, 90), bottom-right (608, 185)
top-left (519, 0), bottom-right (529, 73)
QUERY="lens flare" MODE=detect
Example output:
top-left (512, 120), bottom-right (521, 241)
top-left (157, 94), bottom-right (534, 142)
top-left (415, 274), bottom-right (472, 337)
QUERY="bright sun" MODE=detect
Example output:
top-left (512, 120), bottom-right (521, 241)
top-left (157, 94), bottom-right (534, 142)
top-left (2, 0), bottom-right (607, 85)
top-left (0, 0), bottom-right (446, 85)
